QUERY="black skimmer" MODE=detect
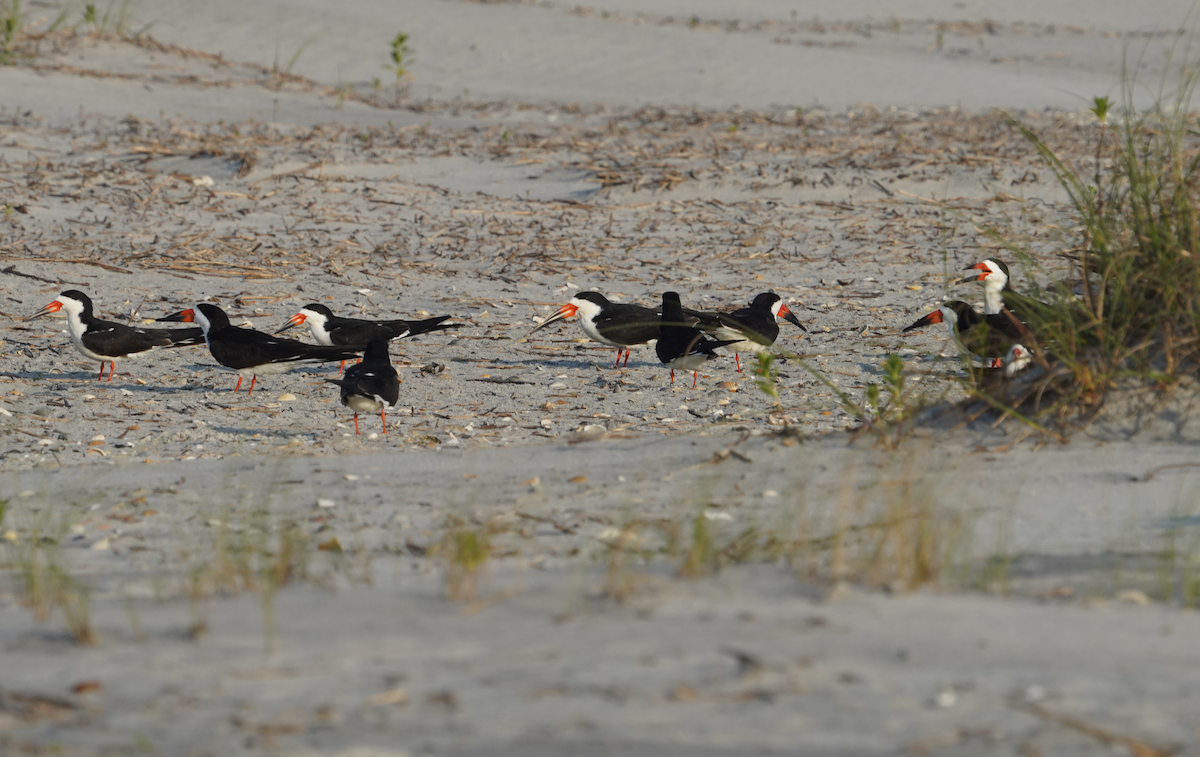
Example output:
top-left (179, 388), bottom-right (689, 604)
top-left (1004, 343), bottom-right (1033, 376)
top-left (699, 292), bottom-right (806, 372)
top-left (277, 303), bottom-right (457, 346)
top-left (28, 290), bottom-right (204, 381)
top-left (656, 291), bottom-right (738, 387)
top-left (325, 340), bottom-right (400, 435)
top-left (960, 259), bottom-right (1049, 326)
top-left (902, 300), bottom-right (1025, 369)
top-left (529, 292), bottom-right (661, 367)
top-left (277, 303), bottom-right (459, 372)
top-left (159, 304), bottom-right (362, 395)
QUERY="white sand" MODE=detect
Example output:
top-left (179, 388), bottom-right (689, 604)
top-left (1, 2), bottom-right (1199, 754)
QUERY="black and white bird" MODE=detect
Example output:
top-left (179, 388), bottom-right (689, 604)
top-left (277, 303), bottom-right (457, 346)
top-left (699, 292), bottom-right (806, 372)
top-left (656, 291), bottom-right (737, 387)
top-left (159, 304), bottom-right (362, 395)
top-left (325, 340), bottom-right (400, 435)
top-left (529, 292), bottom-right (661, 367)
top-left (904, 300), bottom-right (1032, 371)
top-left (1004, 343), bottom-right (1033, 376)
top-left (28, 290), bottom-right (203, 381)
top-left (960, 259), bottom-right (1046, 327)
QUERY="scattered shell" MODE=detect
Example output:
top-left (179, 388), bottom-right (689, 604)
top-left (91, 537), bottom-right (110, 551)
top-left (3, 530), bottom-right (17, 543)
top-left (317, 498), bottom-right (336, 509)
top-left (720, 381), bottom-right (737, 392)
top-left (0, 407), bottom-right (11, 417)
top-left (363, 688), bottom-right (408, 707)
top-left (568, 475), bottom-right (587, 484)
top-left (934, 688), bottom-right (957, 708)
top-left (762, 490), bottom-right (779, 498)
top-left (704, 510), bottom-right (734, 521)
top-left (344, 474), bottom-right (359, 481)
top-left (521, 477), bottom-right (540, 487)
top-left (575, 424), bottom-right (605, 438)
top-left (192, 175), bottom-right (215, 187)
top-left (278, 393), bottom-right (297, 402)
top-left (1115, 589), bottom-right (1151, 606)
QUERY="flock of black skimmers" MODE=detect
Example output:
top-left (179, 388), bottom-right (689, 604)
top-left (27, 258), bottom-right (1032, 435)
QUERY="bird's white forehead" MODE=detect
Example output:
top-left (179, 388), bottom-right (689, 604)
top-left (571, 297), bottom-right (602, 319)
top-left (56, 295), bottom-right (85, 314)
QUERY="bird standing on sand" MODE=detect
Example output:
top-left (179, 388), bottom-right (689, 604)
top-left (326, 340), bottom-right (400, 435)
top-left (29, 290), bottom-right (203, 381)
top-left (278, 303), bottom-right (459, 372)
top-left (159, 304), bottom-right (361, 395)
top-left (277, 303), bottom-right (457, 346)
top-left (656, 291), bottom-right (737, 387)
top-left (528, 291), bottom-right (661, 367)
top-left (700, 292), bottom-right (806, 372)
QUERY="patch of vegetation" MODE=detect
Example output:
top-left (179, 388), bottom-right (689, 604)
top-left (985, 55), bottom-right (1200, 428)
top-left (595, 453), bottom-right (974, 602)
top-left (81, 0), bottom-right (139, 35)
top-left (439, 517), bottom-right (492, 602)
top-left (386, 31), bottom-right (412, 88)
top-left (4, 512), bottom-right (94, 645)
top-left (1, 0), bottom-right (27, 63)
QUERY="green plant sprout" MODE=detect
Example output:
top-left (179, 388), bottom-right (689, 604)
top-left (387, 32), bottom-right (412, 87)
top-left (441, 522), bottom-right (490, 601)
top-left (1, 0), bottom-right (24, 63)
top-left (753, 352), bottom-right (782, 409)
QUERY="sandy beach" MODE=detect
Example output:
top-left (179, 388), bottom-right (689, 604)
top-left (2, 1), bottom-right (1200, 755)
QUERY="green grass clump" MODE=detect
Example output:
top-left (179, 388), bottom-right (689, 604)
top-left (440, 519), bottom-right (491, 601)
top-left (992, 57), bottom-right (1200, 425)
top-left (5, 514), bottom-right (94, 645)
top-left (1, 0), bottom-right (26, 63)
